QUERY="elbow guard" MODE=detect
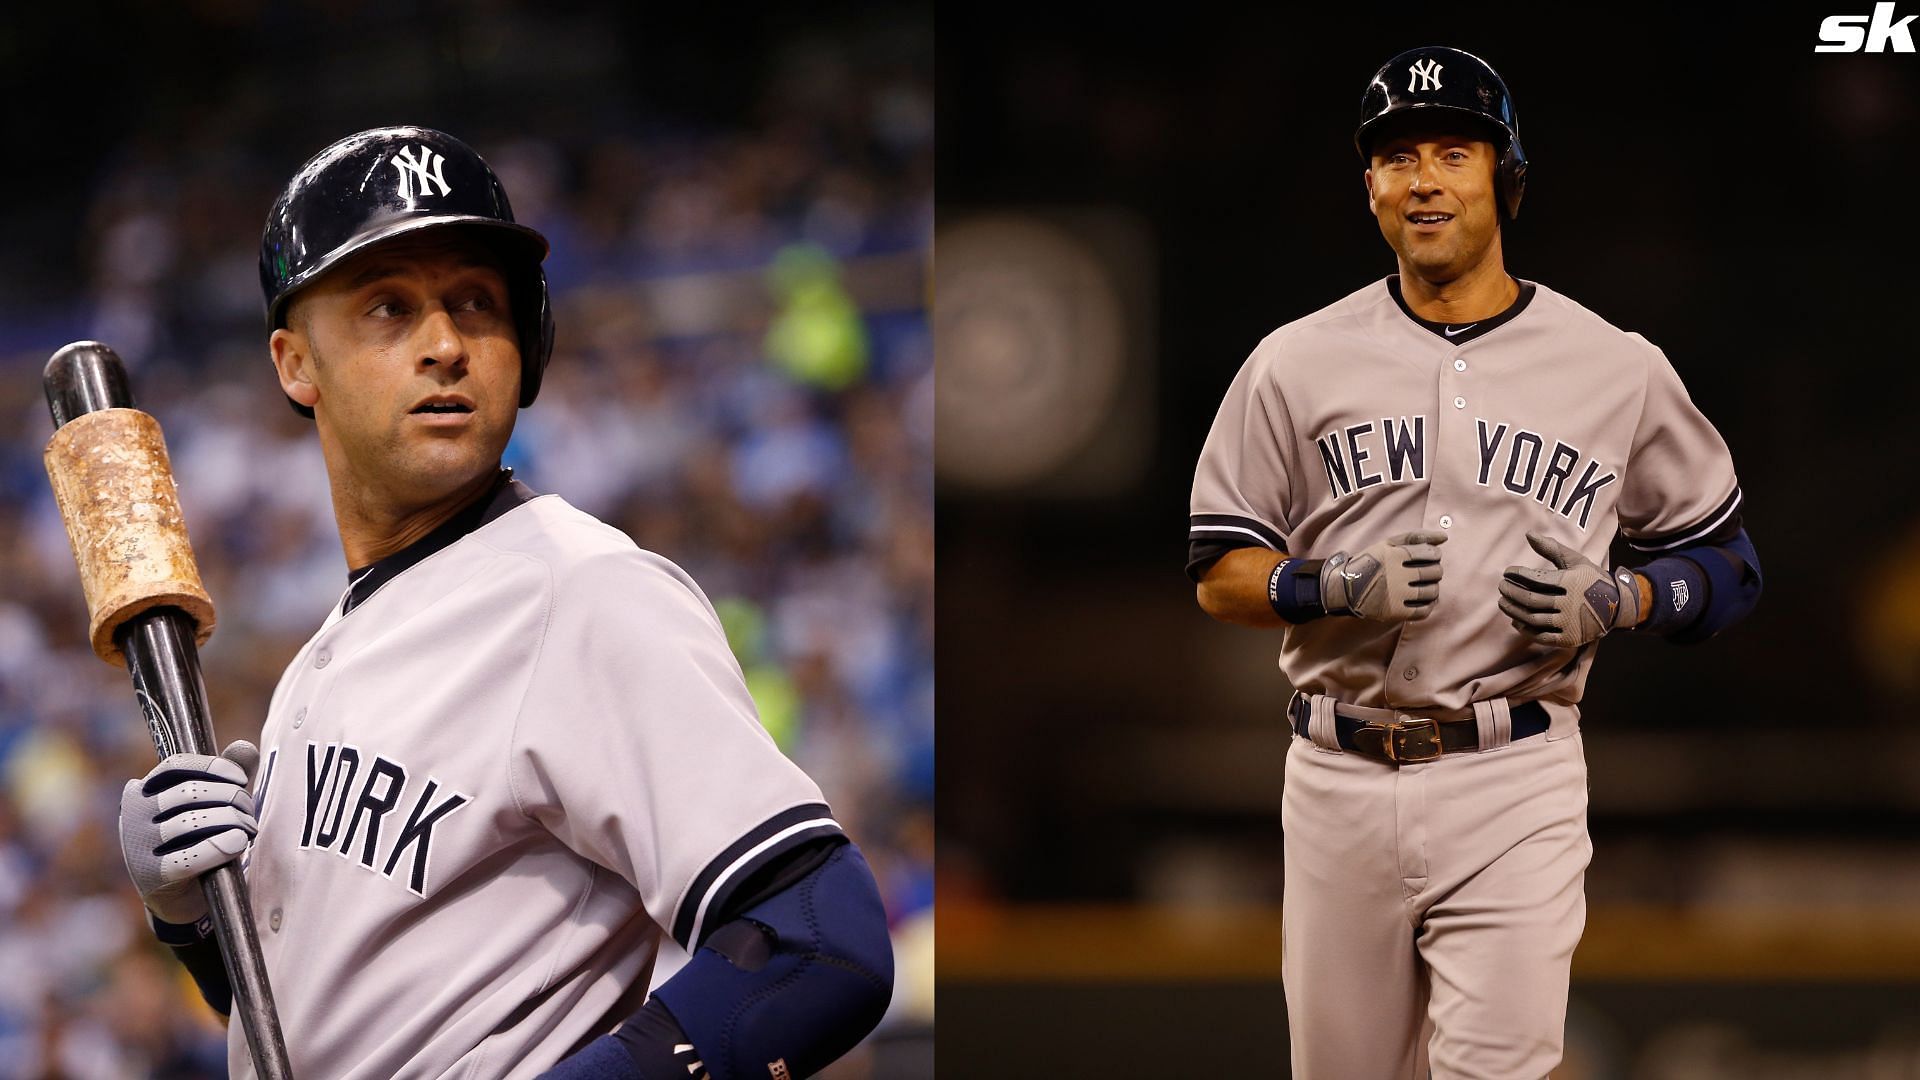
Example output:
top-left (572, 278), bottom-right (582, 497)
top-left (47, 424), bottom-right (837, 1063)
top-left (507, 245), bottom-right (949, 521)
top-left (1641, 526), bottom-right (1762, 644)
top-left (648, 841), bottom-right (894, 1080)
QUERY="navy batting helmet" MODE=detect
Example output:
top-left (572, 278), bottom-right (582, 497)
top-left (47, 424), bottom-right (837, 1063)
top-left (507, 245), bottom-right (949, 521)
top-left (259, 126), bottom-right (554, 418)
top-left (1355, 46), bottom-right (1528, 221)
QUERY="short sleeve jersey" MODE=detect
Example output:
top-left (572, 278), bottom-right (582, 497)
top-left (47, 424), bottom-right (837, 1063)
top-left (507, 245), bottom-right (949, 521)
top-left (1189, 276), bottom-right (1741, 711)
top-left (229, 473), bottom-right (842, 1079)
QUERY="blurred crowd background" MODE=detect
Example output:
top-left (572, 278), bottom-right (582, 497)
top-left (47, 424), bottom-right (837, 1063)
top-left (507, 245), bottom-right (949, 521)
top-left (0, 3), bottom-right (930, 1077)
top-left (938, 6), bottom-right (1920, 1077)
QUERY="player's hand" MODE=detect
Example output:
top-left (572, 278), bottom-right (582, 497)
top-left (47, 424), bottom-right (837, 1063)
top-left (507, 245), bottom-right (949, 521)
top-left (118, 741), bottom-right (260, 927)
top-left (1498, 531), bottom-right (1642, 648)
top-left (1318, 530), bottom-right (1447, 622)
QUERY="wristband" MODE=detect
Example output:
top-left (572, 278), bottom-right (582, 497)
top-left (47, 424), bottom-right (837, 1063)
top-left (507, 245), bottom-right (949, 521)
top-left (603, 998), bottom-right (699, 1079)
top-left (1266, 557), bottom-right (1328, 624)
top-left (1634, 554), bottom-right (1709, 636)
top-left (149, 910), bottom-right (215, 947)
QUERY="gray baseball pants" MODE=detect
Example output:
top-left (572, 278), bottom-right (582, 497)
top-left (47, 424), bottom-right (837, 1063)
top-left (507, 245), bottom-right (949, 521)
top-left (1280, 699), bottom-right (1592, 1079)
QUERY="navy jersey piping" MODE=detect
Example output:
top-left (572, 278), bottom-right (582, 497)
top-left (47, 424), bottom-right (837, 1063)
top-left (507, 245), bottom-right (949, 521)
top-left (341, 467), bottom-right (540, 616)
top-left (1387, 274), bottom-right (1536, 345)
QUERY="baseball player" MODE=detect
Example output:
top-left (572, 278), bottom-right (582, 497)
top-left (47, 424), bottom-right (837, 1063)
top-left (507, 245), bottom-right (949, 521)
top-left (114, 126), bottom-right (893, 1079)
top-left (1188, 48), bottom-right (1763, 1079)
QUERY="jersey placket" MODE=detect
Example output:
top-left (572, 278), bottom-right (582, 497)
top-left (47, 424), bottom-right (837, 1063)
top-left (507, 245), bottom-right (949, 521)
top-left (1381, 335), bottom-right (1460, 711)
top-left (253, 599), bottom-right (367, 949)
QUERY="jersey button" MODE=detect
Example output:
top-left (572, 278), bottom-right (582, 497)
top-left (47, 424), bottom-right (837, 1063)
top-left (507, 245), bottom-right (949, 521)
top-left (293, 707), bottom-right (306, 729)
top-left (270, 908), bottom-right (283, 932)
top-left (314, 649), bottom-right (331, 669)
top-left (1453, 358), bottom-right (1467, 372)
top-left (1453, 396), bottom-right (1466, 409)
top-left (1403, 667), bottom-right (1418, 680)
top-left (1439, 515), bottom-right (1453, 529)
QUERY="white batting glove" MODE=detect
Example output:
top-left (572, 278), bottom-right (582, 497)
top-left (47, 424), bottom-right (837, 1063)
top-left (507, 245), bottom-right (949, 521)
top-left (118, 741), bottom-right (260, 927)
top-left (1498, 531), bottom-right (1642, 648)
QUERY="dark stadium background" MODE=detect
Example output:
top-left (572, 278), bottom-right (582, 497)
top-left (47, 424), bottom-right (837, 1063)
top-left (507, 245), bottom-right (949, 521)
top-left (0, 3), bottom-right (929, 1076)
top-left (937, 5), bottom-right (1920, 1076)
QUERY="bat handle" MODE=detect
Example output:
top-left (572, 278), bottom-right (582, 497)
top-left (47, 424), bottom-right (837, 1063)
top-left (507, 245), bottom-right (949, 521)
top-left (122, 611), bottom-right (294, 1078)
top-left (205, 864), bottom-right (294, 1078)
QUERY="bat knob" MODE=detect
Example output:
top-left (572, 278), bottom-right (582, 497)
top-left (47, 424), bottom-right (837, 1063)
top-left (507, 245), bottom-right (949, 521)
top-left (45, 341), bottom-right (135, 428)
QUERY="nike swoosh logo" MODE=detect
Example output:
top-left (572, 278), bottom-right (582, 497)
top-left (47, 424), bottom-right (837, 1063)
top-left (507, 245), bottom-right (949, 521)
top-left (1444, 323), bottom-right (1477, 337)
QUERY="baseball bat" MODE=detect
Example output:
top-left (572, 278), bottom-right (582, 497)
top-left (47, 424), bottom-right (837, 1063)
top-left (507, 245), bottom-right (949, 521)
top-left (42, 342), bottom-right (293, 1080)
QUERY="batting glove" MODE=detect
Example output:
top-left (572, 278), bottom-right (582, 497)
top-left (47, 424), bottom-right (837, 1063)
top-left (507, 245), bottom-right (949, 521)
top-left (119, 741), bottom-right (259, 927)
top-left (1498, 531), bottom-right (1642, 648)
top-left (1318, 530), bottom-right (1447, 622)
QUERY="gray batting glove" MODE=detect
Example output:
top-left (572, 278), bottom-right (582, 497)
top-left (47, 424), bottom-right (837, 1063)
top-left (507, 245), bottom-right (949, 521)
top-left (119, 740), bottom-right (259, 927)
top-left (1498, 531), bottom-right (1642, 648)
top-left (1318, 531), bottom-right (1447, 622)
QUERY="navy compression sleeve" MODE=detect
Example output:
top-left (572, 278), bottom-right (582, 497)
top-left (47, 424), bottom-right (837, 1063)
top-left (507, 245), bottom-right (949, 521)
top-left (1632, 525), bottom-right (1762, 642)
top-left (542, 840), bottom-right (893, 1080)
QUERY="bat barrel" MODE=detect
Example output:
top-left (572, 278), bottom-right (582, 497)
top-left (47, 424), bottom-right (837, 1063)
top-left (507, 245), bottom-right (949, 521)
top-left (43, 341), bottom-right (135, 428)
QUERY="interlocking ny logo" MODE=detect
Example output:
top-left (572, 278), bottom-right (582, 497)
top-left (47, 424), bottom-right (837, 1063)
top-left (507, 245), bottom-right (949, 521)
top-left (1818, 2), bottom-right (1917, 50)
top-left (391, 146), bottom-right (452, 199)
top-left (1408, 59), bottom-right (1444, 92)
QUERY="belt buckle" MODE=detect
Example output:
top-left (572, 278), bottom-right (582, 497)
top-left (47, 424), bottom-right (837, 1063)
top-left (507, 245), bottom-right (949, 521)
top-left (1388, 717), bottom-right (1443, 764)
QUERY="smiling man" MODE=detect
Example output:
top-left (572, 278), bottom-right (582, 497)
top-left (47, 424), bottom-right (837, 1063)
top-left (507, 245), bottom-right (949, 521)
top-left (115, 126), bottom-right (892, 1080)
top-left (1187, 48), bottom-right (1762, 1079)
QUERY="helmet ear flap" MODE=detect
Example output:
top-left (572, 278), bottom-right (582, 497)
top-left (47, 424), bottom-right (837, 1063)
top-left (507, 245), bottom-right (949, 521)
top-left (517, 266), bottom-right (555, 409)
top-left (1498, 135), bottom-right (1528, 221)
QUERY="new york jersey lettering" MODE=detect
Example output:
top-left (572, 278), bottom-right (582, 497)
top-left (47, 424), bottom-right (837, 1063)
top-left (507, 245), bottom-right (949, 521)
top-left (1474, 418), bottom-right (1617, 529)
top-left (1317, 417), bottom-right (1429, 498)
top-left (301, 740), bottom-right (470, 896)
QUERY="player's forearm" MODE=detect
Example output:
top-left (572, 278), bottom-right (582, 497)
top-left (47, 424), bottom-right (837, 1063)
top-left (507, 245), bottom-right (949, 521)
top-left (1195, 547), bottom-right (1290, 627)
top-left (151, 914), bottom-right (235, 1018)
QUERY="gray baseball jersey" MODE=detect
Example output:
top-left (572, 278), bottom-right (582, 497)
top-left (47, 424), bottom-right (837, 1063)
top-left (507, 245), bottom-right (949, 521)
top-left (1189, 275), bottom-right (1740, 713)
top-left (1189, 274), bottom-right (1743, 1076)
top-left (230, 471), bottom-right (842, 1079)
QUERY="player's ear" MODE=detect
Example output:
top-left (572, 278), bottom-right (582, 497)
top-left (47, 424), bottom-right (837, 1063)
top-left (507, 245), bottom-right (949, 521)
top-left (270, 325), bottom-right (321, 411)
top-left (1363, 168), bottom-right (1377, 213)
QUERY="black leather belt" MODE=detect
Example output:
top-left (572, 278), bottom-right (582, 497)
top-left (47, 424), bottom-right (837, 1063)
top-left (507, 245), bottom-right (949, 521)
top-left (1287, 693), bottom-right (1549, 765)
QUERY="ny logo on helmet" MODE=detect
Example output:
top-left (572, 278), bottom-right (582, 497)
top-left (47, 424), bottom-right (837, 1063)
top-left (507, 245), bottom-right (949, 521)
top-left (391, 146), bottom-right (452, 199)
top-left (1408, 59), bottom-right (1444, 92)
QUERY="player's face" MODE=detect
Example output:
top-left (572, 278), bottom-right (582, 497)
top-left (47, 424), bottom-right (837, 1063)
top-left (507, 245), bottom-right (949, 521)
top-left (270, 232), bottom-right (521, 508)
top-left (1364, 123), bottom-right (1502, 284)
